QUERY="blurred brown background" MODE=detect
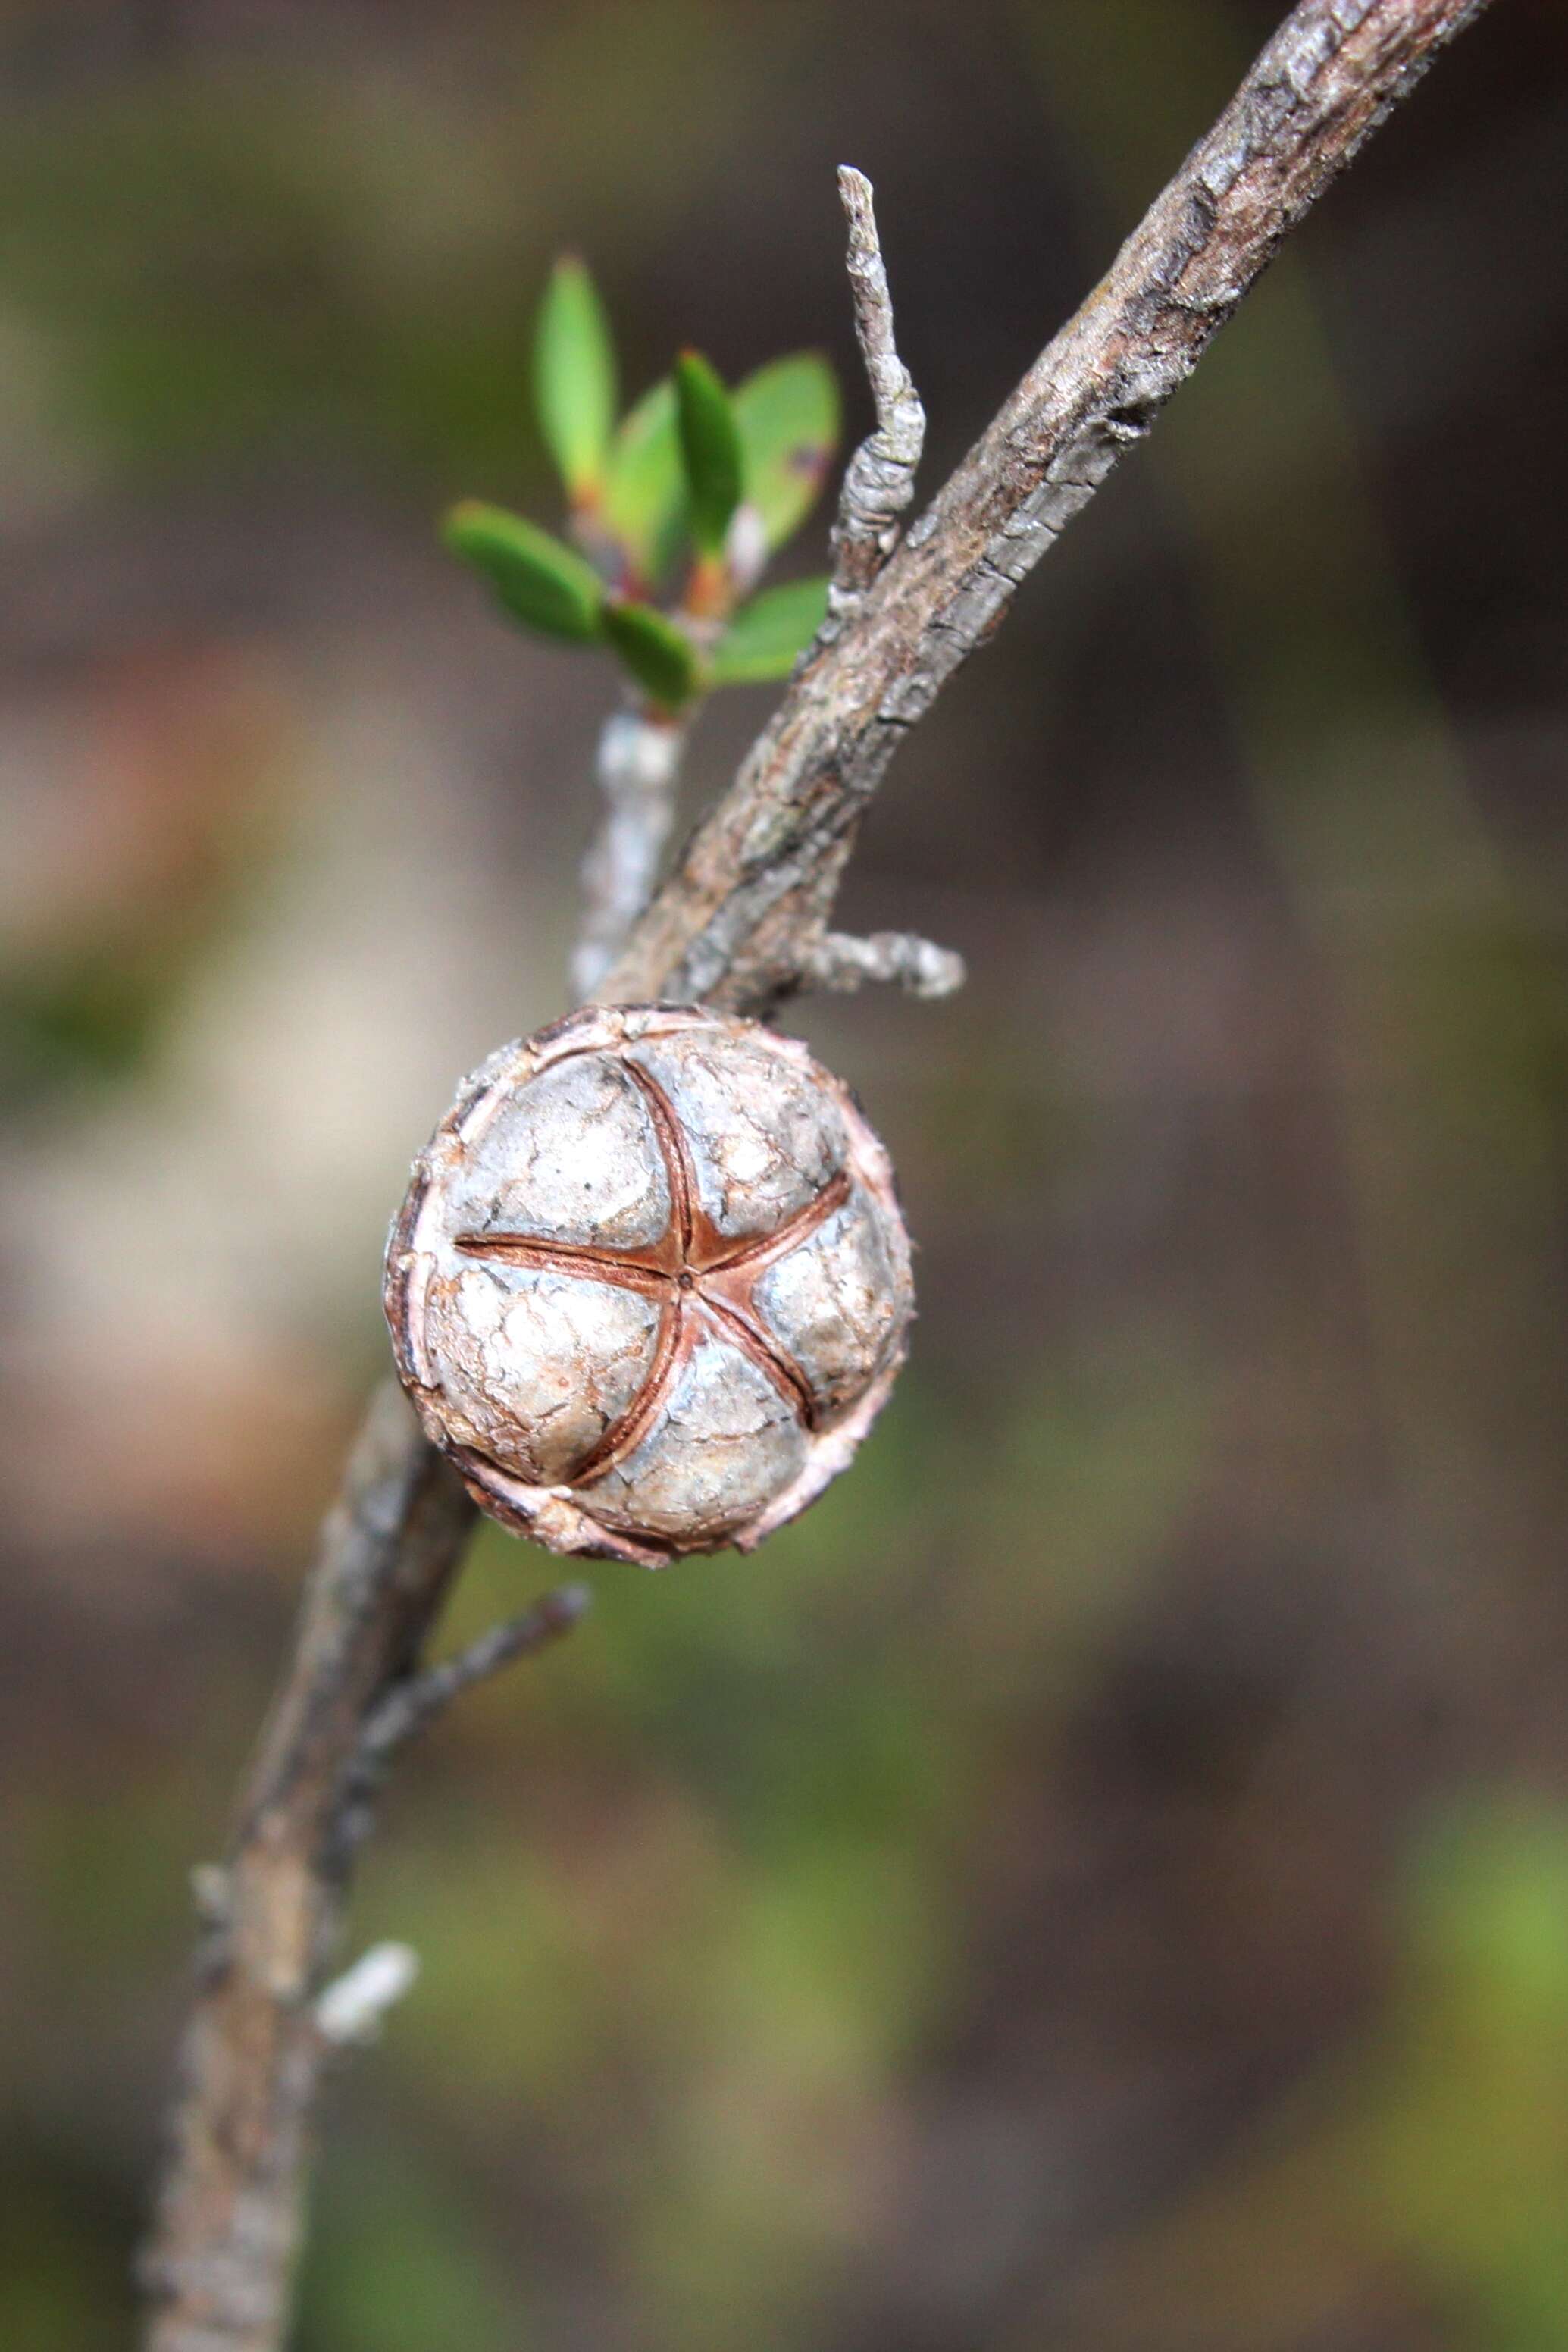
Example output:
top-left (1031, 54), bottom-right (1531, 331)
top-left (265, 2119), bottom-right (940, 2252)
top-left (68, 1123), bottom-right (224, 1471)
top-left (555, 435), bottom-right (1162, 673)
top-left (4, 2), bottom-right (1568, 2346)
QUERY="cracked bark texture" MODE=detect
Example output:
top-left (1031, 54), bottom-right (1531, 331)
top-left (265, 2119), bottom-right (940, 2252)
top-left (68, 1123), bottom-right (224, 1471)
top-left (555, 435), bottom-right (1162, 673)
top-left (138, 4), bottom-right (1495, 2346)
top-left (599, 0), bottom-right (1493, 1017)
top-left (385, 1005), bottom-right (913, 1564)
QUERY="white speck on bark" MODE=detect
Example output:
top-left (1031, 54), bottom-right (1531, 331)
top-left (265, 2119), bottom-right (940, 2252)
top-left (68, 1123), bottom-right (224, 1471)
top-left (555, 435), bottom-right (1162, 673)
top-left (315, 1944), bottom-right (420, 2046)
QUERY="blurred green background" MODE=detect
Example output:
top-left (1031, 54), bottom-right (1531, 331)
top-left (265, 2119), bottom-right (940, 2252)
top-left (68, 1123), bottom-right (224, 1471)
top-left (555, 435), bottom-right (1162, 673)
top-left (4, 3), bottom-right (1568, 2346)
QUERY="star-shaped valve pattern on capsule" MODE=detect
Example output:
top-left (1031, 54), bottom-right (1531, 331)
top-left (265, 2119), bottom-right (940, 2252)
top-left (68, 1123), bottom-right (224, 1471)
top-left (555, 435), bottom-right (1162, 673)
top-left (452, 1057), bottom-right (852, 1488)
top-left (385, 1005), bottom-right (915, 1563)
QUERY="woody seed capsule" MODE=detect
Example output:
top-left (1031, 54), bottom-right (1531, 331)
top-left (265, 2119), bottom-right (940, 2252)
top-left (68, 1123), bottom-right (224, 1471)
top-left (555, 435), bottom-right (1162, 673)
top-left (383, 1003), bottom-right (914, 1564)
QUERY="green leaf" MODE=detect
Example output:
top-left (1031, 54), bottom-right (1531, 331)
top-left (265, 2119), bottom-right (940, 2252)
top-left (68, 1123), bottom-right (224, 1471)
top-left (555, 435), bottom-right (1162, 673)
top-left (734, 353), bottom-right (840, 550)
top-left (602, 378), bottom-right (685, 588)
top-left (709, 575), bottom-right (830, 684)
top-left (443, 501), bottom-right (603, 641)
top-left (599, 600), bottom-right (700, 711)
top-left (534, 255), bottom-right (617, 502)
top-left (674, 349), bottom-right (743, 556)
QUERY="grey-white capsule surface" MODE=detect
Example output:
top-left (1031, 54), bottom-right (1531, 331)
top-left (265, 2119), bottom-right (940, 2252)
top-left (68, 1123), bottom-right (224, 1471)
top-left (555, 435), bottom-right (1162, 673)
top-left (383, 1004), bottom-right (915, 1564)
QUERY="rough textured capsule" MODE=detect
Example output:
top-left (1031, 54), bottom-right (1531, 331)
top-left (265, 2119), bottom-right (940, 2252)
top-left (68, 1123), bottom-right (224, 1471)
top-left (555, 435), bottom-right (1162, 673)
top-left (383, 1003), bottom-right (915, 1565)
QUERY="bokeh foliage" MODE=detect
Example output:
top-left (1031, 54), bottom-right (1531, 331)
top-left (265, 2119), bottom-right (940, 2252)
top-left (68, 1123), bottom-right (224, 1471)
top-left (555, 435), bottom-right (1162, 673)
top-left (446, 260), bottom-right (837, 710)
top-left (3, 5), bottom-right (1567, 2350)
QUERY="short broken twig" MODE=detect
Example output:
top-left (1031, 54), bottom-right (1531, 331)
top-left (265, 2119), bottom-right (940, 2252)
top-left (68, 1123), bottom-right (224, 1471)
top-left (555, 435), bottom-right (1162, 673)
top-left (802, 929), bottom-right (965, 1000)
top-left (829, 166), bottom-right (926, 612)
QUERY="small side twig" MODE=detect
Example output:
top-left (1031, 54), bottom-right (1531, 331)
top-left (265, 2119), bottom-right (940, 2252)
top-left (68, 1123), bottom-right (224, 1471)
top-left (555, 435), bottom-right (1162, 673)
top-left (828, 166), bottom-right (926, 615)
top-left (571, 708), bottom-right (687, 998)
top-left (358, 1583), bottom-right (591, 1766)
top-left (802, 929), bottom-right (966, 1000)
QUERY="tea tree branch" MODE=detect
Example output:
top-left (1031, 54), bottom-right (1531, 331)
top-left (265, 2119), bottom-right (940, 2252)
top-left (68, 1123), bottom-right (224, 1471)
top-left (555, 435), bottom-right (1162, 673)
top-left (139, 4), bottom-right (1496, 2345)
top-left (600, 0), bottom-right (1493, 1016)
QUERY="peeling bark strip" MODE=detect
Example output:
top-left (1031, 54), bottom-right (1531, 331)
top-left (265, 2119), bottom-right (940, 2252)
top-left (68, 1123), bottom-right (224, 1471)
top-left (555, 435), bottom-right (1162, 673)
top-left (139, 5), bottom-right (1494, 2346)
top-left (600, 0), bottom-right (1494, 1015)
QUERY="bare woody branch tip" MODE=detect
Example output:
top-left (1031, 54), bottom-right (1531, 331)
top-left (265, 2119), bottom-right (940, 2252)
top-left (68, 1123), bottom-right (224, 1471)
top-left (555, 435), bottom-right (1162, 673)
top-left (828, 166), bottom-right (926, 615)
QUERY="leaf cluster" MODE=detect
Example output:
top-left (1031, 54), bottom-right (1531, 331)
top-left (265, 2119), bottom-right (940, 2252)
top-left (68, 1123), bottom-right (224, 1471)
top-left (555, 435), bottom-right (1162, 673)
top-left (444, 256), bottom-right (839, 714)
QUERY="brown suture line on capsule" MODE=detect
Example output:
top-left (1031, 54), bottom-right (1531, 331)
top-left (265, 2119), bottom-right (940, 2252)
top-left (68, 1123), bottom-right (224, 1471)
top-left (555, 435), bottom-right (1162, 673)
top-left (452, 1233), bottom-right (673, 1298)
top-left (393, 1160), bottom-right (434, 1248)
top-left (571, 1299), bottom-right (690, 1486)
top-left (505, 1010), bottom-right (699, 1086)
top-left (694, 1295), bottom-right (818, 1431)
top-left (621, 1060), bottom-right (697, 1261)
top-left (446, 1442), bottom-right (674, 1567)
top-left (570, 1510), bottom-right (674, 1567)
top-left (706, 1167), bottom-right (853, 1276)
top-left (453, 1057), bottom-right (850, 1467)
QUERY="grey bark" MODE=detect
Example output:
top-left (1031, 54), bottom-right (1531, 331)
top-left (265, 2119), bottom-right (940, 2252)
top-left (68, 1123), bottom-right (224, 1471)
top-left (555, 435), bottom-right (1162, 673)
top-left (138, 4), bottom-right (1495, 2344)
top-left (827, 165), bottom-right (927, 615)
top-left (803, 929), bottom-right (966, 1000)
top-left (571, 708), bottom-right (688, 1000)
top-left (597, 0), bottom-right (1492, 1018)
